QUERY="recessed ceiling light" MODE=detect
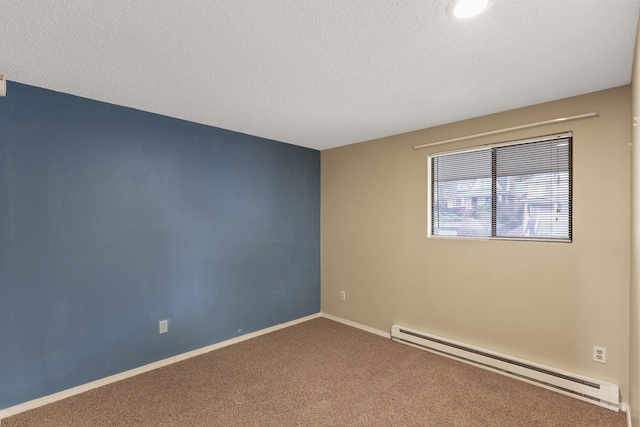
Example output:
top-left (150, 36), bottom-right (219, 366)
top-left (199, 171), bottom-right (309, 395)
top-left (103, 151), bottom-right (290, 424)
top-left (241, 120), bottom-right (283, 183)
top-left (448, 0), bottom-right (494, 20)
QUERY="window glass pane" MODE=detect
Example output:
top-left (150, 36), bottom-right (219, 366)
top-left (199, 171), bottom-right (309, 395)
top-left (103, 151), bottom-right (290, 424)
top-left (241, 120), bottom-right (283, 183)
top-left (432, 149), bottom-right (492, 237)
top-left (494, 139), bottom-right (570, 239)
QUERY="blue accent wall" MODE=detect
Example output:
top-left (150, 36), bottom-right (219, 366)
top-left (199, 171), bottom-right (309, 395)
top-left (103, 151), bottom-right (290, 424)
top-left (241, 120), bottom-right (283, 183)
top-left (0, 82), bottom-right (320, 409)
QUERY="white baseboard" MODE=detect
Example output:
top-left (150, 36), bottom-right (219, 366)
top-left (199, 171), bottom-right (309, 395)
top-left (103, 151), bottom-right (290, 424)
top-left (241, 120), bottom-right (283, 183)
top-left (0, 313), bottom-right (322, 420)
top-left (320, 312), bottom-right (390, 338)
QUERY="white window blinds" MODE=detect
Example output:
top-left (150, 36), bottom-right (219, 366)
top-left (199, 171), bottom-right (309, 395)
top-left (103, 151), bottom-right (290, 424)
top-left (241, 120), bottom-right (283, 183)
top-left (430, 134), bottom-right (572, 241)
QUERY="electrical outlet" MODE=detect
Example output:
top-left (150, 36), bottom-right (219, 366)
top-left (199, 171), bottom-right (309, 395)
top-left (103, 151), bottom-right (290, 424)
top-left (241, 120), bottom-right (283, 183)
top-left (159, 319), bottom-right (169, 334)
top-left (340, 291), bottom-right (346, 301)
top-left (593, 346), bottom-right (606, 364)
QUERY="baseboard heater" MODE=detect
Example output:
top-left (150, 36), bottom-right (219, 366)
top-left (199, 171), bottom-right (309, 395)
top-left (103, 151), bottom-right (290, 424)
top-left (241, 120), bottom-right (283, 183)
top-left (391, 325), bottom-right (619, 411)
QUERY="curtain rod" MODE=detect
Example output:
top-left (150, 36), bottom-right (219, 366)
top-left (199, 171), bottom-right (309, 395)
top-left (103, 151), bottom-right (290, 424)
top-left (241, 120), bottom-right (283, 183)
top-left (413, 112), bottom-right (599, 150)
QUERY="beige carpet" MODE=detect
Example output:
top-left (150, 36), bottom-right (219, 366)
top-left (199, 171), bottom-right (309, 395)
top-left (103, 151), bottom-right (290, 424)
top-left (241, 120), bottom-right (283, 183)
top-left (2, 318), bottom-right (627, 426)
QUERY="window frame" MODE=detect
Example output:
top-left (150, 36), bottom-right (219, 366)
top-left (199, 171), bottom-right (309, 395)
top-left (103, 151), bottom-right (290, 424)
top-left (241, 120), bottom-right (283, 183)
top-left (427, 132), bottom-right (572, 242)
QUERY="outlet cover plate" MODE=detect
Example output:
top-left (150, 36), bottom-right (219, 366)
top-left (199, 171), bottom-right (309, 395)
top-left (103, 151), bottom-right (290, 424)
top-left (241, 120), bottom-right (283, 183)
top-left (159, 319), bottom-right (169, 334)
top-left (593, 346), bottom-right (606, 364)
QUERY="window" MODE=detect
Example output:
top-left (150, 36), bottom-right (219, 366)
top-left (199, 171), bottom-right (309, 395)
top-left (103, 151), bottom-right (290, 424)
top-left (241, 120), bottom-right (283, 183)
top-left (429, 133), bottom-right (572, 241)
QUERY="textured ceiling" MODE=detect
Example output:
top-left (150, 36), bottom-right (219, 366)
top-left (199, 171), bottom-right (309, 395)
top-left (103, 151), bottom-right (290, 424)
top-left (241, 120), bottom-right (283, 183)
top-left (1, 1), bottom-right (639, 150)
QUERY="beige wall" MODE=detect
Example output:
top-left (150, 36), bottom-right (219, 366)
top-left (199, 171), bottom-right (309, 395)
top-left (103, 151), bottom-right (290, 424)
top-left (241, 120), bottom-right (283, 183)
top-left (322, 86), bottom-right (631, 403)
top-left (630, 16), bottom-right (640, 426)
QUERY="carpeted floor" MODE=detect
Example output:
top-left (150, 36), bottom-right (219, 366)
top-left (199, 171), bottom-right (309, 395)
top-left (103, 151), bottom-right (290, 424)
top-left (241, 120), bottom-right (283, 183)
top-left (2, 318), bottom-right (627, 426)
